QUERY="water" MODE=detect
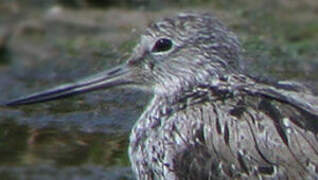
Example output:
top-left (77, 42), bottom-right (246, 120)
top-left (0, 2), bottom-right (148, 179)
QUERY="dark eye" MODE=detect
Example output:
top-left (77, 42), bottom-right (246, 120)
top-left (151, 38), bottom-right (173, 53)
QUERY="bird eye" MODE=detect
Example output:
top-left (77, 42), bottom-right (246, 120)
top-left (151, 38), bottom-right (173, 53)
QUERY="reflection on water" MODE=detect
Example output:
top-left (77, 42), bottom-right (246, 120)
top-left (0, 120), bottom-right (28, 165)
top-left (0, 119), bottom-right (134, 180)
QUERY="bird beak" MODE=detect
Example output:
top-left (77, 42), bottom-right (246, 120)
top-left (5, 64), bottom-right (133, 106)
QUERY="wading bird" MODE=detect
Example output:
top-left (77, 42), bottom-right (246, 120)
top-left (5, 13), bottom-right (318, 180)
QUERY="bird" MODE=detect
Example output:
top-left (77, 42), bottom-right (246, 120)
top-left (5, 12), bottom-right (318, 180)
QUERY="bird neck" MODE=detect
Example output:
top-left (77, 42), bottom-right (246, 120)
top-left (149, 73), bottom-right (249, 117)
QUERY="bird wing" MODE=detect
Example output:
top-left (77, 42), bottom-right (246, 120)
top-left (252, 81), bottom-right (318, 116)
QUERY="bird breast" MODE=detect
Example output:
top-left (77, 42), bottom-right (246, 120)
top-left (129, 87), bottom-right (318, 180)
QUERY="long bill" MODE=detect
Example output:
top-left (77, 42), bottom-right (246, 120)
top-left (5, 64), bottom-right (133, 106)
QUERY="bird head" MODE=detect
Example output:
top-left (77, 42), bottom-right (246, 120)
top-left (5, 12), bottom-right (243, 105)
top-left (122, 12), bottom-right (242, 95)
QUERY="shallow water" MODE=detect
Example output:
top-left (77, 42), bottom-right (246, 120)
top-left (0, 0), bottom-right (317, 179)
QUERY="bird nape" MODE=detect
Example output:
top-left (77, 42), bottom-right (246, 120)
top-left (5, 12), bottom-right (318, 180)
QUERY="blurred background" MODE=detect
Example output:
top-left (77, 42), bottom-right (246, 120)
top-left (0, 0), bottom-right (317, 179)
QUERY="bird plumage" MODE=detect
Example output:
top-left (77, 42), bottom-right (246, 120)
top-left (129, 73), bottom-right (318, 179)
